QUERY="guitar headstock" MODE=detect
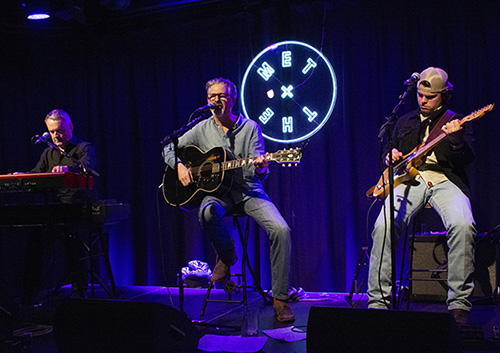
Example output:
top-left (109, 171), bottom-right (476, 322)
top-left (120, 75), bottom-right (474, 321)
top-left (270, 148), bottom-right (303, 167)
top-left (464, 104), bottom-right (494, 123)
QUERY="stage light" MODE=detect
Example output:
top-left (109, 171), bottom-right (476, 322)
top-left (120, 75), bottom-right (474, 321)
top-left (23, 1), bottom-right (51, 20)
top-left (27, 13), bottom-right (50, 20)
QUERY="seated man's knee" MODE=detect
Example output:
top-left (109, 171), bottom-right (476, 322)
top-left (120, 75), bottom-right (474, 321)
top-left (272, 223), bottom-right (291, 242)
top-left (448, 219), bottom-right (475, 237)
top-left (199, 203), bottom-right (224, 224)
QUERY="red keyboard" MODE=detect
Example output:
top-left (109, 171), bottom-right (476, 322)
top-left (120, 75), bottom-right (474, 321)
top-left (0, 172), bottom-right (93, 190)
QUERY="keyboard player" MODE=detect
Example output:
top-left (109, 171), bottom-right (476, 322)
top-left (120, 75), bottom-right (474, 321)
top-left (26, 109), bottom-right (97, 201)
top-left (19, 109), bottom-right (98, 303)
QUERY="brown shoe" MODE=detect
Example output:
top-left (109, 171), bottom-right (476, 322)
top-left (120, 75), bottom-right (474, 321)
top-left (273, 298), bottom-right (295, 322)
top-left (210, 260), bottom-right (230, 283)
top-left (210, 251), bottom-right (237, 283)
top-left (449, 309), bottom-right (470, 325)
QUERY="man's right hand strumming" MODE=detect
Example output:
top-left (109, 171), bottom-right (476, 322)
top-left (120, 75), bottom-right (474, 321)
top-left (177, 163), bottom-right (193, 186)
top-left (385, 148), bottom-right (403, 166)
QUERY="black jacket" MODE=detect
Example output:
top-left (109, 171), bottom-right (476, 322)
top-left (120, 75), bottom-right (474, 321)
top-left (30, 137), bottom-right (96, 174)
top-left (30, 136), bottom-right (98, 202)
top-left (384, 108), bottom-right (474, 197)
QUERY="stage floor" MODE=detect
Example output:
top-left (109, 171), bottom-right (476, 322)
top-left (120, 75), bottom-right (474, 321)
top-left (2, 285), bottom-right (499, 352)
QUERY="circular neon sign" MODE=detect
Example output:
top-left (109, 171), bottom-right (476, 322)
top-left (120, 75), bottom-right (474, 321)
top-left (241, 40), bottom-right (337, 143)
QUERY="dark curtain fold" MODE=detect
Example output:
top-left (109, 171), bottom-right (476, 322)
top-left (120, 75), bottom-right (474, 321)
top-left (1, 0), bottom-right (499, 293)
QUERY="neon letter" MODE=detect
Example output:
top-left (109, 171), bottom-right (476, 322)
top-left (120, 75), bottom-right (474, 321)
top-left (302, 58), bottom-right (317, 74)
top-left (282, 51), bottom-right (292, 67)
top-left (257, 62), bottom-right (275, 81)
top-left (303, 107), bottom-right (318, 122)
top-left (281, 85), bottom-right (294, 99)
top-left (282, 116), bottom-right (293, 133)
top-left (259, 107), bottom-right (275, 124)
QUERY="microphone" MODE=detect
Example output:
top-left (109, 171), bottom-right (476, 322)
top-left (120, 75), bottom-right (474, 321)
top-left (31, 132), bottom-right (51, 144)
top-left (196, 102), bottom-right (220, 111)
top-left (404, 72), bottom-right (420, 86)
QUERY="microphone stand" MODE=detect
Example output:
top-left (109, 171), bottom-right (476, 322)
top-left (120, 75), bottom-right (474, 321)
top-left (377, 83), bottom-right (416, 309)
top-left (161, 109), bottom-right (212, 313)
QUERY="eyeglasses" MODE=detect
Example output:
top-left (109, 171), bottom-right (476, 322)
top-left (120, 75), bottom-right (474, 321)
top-left (207, 93), bottom-right (233, 101)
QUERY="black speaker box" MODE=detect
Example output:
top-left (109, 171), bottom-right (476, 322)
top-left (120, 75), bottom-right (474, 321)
top-left (307, 306), bottom-right (458, 353)
top-left (410, 235), bottom-right (448, 301)
top-left (54, 299), bottom-right (200, 353)
top-left (411, 234), bottom-right (499, 301)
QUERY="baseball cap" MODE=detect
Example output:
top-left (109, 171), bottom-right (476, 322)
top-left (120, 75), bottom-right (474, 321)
top-left (417, 67), bottom-right (453, 93)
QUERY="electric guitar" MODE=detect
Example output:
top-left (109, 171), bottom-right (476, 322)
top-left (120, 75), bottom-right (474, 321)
top-left (162, 145), bottom-right (302, 211)
top-left (366, 104), bottom-right (494, 200)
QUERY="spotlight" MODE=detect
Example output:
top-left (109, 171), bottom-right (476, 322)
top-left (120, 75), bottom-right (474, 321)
top-left (23, 1), bottom-right (51, 20)
top-left (27, 13), bottom-right (50, 20)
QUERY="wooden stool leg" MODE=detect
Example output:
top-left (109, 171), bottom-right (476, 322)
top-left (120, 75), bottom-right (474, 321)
top-left (200, 282), bottom-right (214, 317)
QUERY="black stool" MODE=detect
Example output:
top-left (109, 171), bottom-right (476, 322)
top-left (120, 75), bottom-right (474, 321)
top-left (200, 215), bottom-right (270, 317)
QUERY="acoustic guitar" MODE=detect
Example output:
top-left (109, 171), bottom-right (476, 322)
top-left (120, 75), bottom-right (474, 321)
top-left (162, 145), bottom-right (302, 211)
top-left (366, 104), bottom-right (494, 200)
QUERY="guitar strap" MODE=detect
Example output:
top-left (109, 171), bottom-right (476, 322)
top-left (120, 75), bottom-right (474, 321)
top-left (424, 109), bottom-right (456, 144)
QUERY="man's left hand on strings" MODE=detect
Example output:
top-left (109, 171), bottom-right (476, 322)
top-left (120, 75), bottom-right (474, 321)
top-left (254, 155), bottom-right (269, 174)
top-left (442, 119), bottom-right (464, 145)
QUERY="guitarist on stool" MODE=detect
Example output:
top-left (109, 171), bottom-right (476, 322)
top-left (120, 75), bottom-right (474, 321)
top-left (367, 67), bottom-right (476, 325)
top-left (162, 78), bottom-right (295, 322)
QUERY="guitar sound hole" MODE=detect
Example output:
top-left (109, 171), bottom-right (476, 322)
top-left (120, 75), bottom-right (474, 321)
top-left (199, 162), bottom-right (214, 178)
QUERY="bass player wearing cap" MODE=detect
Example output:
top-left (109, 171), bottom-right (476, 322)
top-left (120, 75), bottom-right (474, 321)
top-left (367, 67), bottom-right (476, 325)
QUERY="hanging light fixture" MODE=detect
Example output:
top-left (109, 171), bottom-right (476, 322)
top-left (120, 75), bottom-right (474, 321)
top-left (23, 1), bottom-right (51, 20)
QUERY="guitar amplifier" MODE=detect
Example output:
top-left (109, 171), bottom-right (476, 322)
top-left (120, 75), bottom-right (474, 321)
top-left (410, 232), bottom-right (499, 301)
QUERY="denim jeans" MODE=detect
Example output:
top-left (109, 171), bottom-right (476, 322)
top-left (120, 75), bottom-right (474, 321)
top-left (367, 179), bottom-right (476, 311)
top-left (199, 194), bottom-right (291, 300)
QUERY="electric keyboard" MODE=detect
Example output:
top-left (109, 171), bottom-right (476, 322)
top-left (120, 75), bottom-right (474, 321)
top-left (0, 173), bottom-right (129, 227)
top-left (0, 172), bottom-right (93, 190)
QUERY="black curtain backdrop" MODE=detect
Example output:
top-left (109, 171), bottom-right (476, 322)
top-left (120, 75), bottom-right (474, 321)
top-left (1, 0), bottom-right (499, 293)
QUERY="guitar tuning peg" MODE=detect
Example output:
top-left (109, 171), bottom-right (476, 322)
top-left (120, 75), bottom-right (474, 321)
top-left (282, 164), bottom-right (285, 168)
top-left (288, 163), bottom-right (291, 167)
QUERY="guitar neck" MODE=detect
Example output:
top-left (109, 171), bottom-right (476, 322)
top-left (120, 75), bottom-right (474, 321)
top-left (411, 131), bottom-right (447, 161)
top-left (187, 147), bottom-right (301, 176)
top-left (221, 154), bottom-right (269, 171)
top-left (403, 114), bottom-right (469, 164)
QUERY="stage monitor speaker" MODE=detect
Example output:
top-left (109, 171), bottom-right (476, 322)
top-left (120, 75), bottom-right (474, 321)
top-left (411, 234), bottom-right (499, 301)
top-left (307, 306), bottom-right (458, 353)
top-left (54, 299), bottom-right (200, 353)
